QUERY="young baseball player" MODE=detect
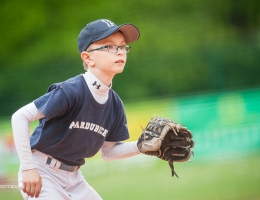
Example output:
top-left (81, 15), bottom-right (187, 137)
top-left (12, 19), bottom-right (141, 199)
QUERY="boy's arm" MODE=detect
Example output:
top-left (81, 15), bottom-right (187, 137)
top-left (100, 141), bottom-right (140, 161)
top-left (12, 102), bottom-right (44, 197)
top-left (11, 102), bottom-right (44, 170)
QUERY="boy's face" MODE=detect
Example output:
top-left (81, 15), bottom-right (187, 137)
top-left (86, 31), bottom-right (127, 77)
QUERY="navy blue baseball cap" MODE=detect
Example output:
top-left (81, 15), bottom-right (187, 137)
top-left (78, 19), bottom-right (140, 53)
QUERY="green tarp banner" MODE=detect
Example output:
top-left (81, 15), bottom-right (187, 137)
top-left (170, 88), bottom-right (260, 157)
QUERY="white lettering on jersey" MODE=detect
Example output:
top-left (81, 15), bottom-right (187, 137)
top-left (101, 19), bottom-right (115, 27)
top-left (74, 121), bottom-right (79, 128)
top-left (80, 122), bottom-right (85, 129)
top-left (69, 121), bottom-right (75, 129)
top-left (85, 122), bottom-right (90, 129)
top-left (90, 123), bottom-right (95, 131)
top-left (69, 121), bottom-right (108, 137)
top-left (94, 125), bottom-right (99, 132)
top-left (101, 129), bottom-right (108, 137)
top-left (98, 127), bottom-right (104, 134)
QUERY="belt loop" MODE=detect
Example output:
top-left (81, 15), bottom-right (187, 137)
top-left (49, 158), bottom-right (57, 169)
top-left (54, 160), bottom-right (61, 170)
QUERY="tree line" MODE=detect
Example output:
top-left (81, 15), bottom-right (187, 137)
top-left (0, 0), bottom-right (259, 117)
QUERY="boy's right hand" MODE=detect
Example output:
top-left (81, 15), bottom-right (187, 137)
top-left (22, 168), bottom-right (42, 198)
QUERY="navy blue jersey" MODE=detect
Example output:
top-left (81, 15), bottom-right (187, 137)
top-left (30, 75), bottom-right (129, 166)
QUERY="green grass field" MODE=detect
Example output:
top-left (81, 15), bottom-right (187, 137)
top-left (0, 151), bottom-right (260, 200)
top-left (88, 152), bottom-right (260, 200)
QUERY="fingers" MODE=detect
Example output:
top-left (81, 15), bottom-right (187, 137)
top-left (23, 180), bottom-right (42, 198)
top-left (22, 183), bottom-right (29, 194)
top-left (29, 184), bottom-right (35, 198)
top-left (34, 182), bottom-right (42, 198)
top-left (22, 169), bottom-right (42, 198)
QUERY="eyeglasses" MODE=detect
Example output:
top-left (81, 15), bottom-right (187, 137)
top-left (87, 45), bottom-right (131, 53)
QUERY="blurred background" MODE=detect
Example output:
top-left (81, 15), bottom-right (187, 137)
top-left (0, 0), bottom-right (259, 199)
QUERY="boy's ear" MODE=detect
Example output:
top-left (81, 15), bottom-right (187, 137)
top-left (81, 51), bottom-right (94, 67)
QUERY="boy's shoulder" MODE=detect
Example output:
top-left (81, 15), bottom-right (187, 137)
top-left (110, 88), bottom-right (125, 108)
top-left (46, 74), bottom-right (85, 93)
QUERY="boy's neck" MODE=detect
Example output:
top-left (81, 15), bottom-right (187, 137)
top-left (87, 69), bottom-right (114, 87)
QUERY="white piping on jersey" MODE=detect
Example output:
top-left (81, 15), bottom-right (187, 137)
top-left (83, 71), bottom-right (111, 104)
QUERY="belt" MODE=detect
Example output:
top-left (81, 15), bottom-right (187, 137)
top-left (46, 157), bottom-right (79, 172)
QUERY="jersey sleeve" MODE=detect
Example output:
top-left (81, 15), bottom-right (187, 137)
top-left (105, 98), bottom-right (130, 142)
top-left (34, 83), bottom-right (70, 121)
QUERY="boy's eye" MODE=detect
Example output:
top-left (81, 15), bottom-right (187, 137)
top-left (104, 45), bottom-right (131, 53)
top-left (107, 45), bottom-right (114, 50)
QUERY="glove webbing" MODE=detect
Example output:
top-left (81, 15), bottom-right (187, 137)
top-left (144, 131), bottom-right (159, 138)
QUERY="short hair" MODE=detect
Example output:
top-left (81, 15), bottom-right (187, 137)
top-left (82, 44), bottom-right (94, 70)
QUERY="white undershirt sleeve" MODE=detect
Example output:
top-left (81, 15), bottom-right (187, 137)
top-left (11, 102), bottom-right (44, 171)
top-left (100, 141), bottom-right (141, 161)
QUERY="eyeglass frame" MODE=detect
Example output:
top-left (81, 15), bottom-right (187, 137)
top-left (86, 45), bottom-right (131, 53)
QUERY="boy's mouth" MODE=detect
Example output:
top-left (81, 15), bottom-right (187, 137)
top-left (115, 60), bottom-right (125, 63)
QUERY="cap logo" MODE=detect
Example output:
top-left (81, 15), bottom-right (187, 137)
top-left (101, 19), bottom-right (115, 27)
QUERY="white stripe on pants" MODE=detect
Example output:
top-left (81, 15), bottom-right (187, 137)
top-left (18, 150), bottom-right (102, 200)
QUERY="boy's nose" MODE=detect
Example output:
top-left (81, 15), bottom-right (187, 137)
top-left (117, 47), bottom-right (125, 55)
